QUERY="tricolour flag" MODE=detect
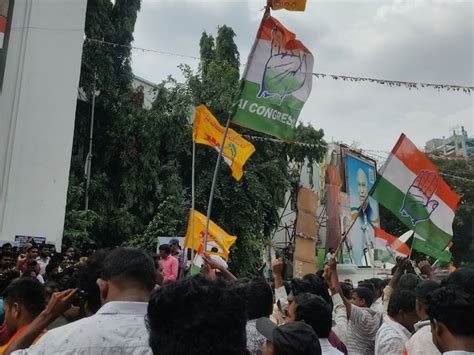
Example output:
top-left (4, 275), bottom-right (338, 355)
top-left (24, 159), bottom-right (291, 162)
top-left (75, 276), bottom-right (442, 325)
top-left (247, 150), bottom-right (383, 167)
top-left (183, 209), bottom-right (237, 261)
top-left (232, 15), bottom-right (314, 141)
top-left (193, 105), bottom-right (255, 181)
top-left (371, 134), bottom-right (461, 252)
top-left (374, 227), bottom-right (410, 259)
top-left (271, 0), bottom-right (307, 11)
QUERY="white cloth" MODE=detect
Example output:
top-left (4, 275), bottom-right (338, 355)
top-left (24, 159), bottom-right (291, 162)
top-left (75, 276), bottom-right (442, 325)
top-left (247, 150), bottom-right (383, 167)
top-left (331, 293), bottom-right (348, 344)
top-left (246, 319), bottom-right (266, 355)
top-left (404, 320), bottom-right (440, 355)
top-left (12, 301), bottom-right (152, 355)
top-left (346, 305), bottom-right (382, 355)
top-left (370, 297), bottom-right (384, 314)
top-left (443, 352), bottom-right (474, 355)
top-left (210, 255), bottom-right (228, 270)
top-left (375, 316), bottom-right (411, 355)
top-left (36, 257), bottom-right (50, 276)
top-left (320, 338), bottom-right (344, 355)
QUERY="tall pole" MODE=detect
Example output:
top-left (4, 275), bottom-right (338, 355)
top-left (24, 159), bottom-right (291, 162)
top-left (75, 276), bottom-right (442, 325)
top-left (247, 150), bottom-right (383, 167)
top-left (191, 141), bottom-right (196, 261)
top-left (85, 72), bottom-right (97, 212)
top-left (204, 117), bottom-right (231, 248)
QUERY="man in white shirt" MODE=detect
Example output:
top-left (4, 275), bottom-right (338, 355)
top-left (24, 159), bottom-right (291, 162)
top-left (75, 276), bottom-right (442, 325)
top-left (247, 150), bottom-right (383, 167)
top-left (35, 244), bottom-right (50, 276)
top-left (375, 289), bottom-right (419, 354)
top-left (287, 292), bottom-right (343, 355)
top-left (326, 259), bottom-right (382, 355)
top-left (369, 278), bottom-right (384, 314)
top-left (426, 269), bottom-right (474, 355)
top-left (404, 280), bottom-right (440, 355)
top-left (7, 247), bottom-right (156, 355)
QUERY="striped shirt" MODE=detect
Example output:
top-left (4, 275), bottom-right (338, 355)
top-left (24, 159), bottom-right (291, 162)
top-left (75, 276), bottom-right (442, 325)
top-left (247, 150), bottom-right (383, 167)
top-left (346, 305), bottom-right (382, 355)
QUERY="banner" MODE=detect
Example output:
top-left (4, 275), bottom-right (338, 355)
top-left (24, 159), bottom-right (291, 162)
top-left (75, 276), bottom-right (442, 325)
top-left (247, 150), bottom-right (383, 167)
top-left (346, 153), bottom-right (379, 266)
top-left (183, 209), bottom-right (237, 260)
top-left (271, 0), bottom-right (307, 11)
top-left (371, 134), bottom-right (461, 252)
top-left (233, 15), bottom-right (314, 141)
top-left (193, 105), bottom-right (255, 181)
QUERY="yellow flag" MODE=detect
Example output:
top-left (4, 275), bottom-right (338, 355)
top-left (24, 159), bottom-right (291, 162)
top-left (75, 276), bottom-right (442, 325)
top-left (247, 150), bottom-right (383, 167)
top-left (271, 0), bottom-right (307, 11)
top-left (193, 105), bottom-right (255, 181)
top-left (184, 209), bottom-right (237, 260)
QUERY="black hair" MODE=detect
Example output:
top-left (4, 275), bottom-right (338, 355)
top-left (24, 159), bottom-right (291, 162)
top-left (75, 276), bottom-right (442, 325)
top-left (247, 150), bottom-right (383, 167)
top-left (101, 247), bottom-right (155, 292)
top-left (387, 289), bottom-right (417, 317)
top-left (158, 244), bottom-right (171, 255)
top-left (1, 243), bottom-right (12, 249)
top-left (358, 282), bottom-right (375, 294)
top-left (369, 278), bottom-right (383, 292)
top-left (76, 249), bottom-right (109, 313)
top-left (243, 278), bottom-right (273, 320)
top-left (352, 287), bottom-right (374, 307)
top-left (426, 285), bottom-right (474, 337)
top-left (398, 273), bottom-right (421, 290)
top-left (294, 293), bottom-right (332, 338)
top-left (291, 274), bottom-right (332, 307)
top-left (147, 275), bottom-right (247, 355)
top-left (415, 280), bottom-right (439, 307)
top-left (339, 282), bottom-right (353, 299)
top-left (3, 278), bottom-right (45, 318)
top-left (38, 244), bottom-right (49, 251)
top-left (381, 278), bottom-right (390, 289)
top-left (442, 268), bottom-right (474, 295)
top-left (1, 251), bottom-right (12, 259)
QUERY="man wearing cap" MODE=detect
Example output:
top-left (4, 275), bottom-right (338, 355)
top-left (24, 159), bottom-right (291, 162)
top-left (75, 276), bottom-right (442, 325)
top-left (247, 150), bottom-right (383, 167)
top-left (256, 317), bottom-right (322, 355)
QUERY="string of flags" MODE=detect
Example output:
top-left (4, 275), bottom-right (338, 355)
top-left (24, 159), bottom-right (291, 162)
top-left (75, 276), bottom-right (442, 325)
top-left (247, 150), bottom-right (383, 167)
top-left (83, 36), bottom-right (473, 95)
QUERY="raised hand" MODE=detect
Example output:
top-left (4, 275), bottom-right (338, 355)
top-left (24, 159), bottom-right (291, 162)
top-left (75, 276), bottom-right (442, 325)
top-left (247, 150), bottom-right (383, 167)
top-left (400, 170), bottom-right (439, 225)
top-left (258, 26), bottom-right (308, 104)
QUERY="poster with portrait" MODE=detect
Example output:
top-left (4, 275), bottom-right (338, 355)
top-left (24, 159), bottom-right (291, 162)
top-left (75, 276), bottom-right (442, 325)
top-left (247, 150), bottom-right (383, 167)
top-left (345, 154), bottom-right (379, 266)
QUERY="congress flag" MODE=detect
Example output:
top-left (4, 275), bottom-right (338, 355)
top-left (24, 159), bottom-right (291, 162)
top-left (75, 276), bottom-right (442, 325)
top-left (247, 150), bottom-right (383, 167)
top-left (371, 134), bottom-right (461, 252)
top-left (271, 0), bottom-right (307, 11)
top-left (193, 105), bottom-right (255, 181)
top-left (374, 227), bottom-right (410, 260)
top-left (184, 209), bottom-right (237, 261)
top-left (232, 15), bottom-right (314, 141)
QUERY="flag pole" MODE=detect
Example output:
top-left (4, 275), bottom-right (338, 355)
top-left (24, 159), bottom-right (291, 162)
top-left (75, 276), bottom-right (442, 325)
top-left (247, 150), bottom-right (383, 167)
top-left (191, 141), bottom-right (196, 263)
top-left (204, 116), bottom-right (232, 249)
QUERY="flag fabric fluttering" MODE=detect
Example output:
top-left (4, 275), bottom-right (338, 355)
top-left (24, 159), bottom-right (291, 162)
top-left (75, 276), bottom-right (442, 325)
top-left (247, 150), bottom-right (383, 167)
top-left (374, 227), bottom-right (410, 260)
top-left (193, 105), bottom-right (255, 181)
top-left (412, 234), bottom-right (453, 263)
top-left (232, 15), bottom-right (314, 141)
top-left (270, 0), bottom-right (307, 11)
top-left (371, 134), bottom-right (461, 252)
top-left (183, 209), bottom-right (237, 261)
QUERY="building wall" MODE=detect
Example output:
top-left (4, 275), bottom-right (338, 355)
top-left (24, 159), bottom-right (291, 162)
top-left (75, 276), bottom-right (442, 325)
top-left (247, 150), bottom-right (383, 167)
top-left (0, 0), bottom-right (87, 248)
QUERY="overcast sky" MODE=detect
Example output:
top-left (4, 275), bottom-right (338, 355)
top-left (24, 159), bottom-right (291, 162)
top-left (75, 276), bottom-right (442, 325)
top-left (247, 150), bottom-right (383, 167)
top-left (131, 0), bottom-right (473, 153)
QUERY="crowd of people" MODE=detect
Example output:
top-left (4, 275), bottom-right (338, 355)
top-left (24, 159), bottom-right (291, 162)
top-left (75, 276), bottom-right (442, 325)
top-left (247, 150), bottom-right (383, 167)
top-left (0, 239), bottom-right (471, 355)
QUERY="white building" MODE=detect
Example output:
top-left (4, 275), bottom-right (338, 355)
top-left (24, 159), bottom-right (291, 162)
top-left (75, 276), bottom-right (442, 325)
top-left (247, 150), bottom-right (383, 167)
top-left (425, 126), bottom-right (474, 158)
top-left (0, 0), bottom-right (87, 249)
top-left (132, 74), bottom-right (158, 109)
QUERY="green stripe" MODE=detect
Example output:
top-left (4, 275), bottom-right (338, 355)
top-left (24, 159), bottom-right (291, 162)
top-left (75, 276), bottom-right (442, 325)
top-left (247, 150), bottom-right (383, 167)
top-left (412, 238), bottom-right (452, 263)
top-left (372, 176), bottom-right (452, 251)
top-left (232, 81), bottom-right (305, 141)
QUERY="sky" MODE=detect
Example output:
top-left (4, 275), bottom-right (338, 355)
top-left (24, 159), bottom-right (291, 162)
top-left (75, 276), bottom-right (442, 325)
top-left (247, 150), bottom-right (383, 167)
top-left (130, 0), bottom-right (473, 153)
